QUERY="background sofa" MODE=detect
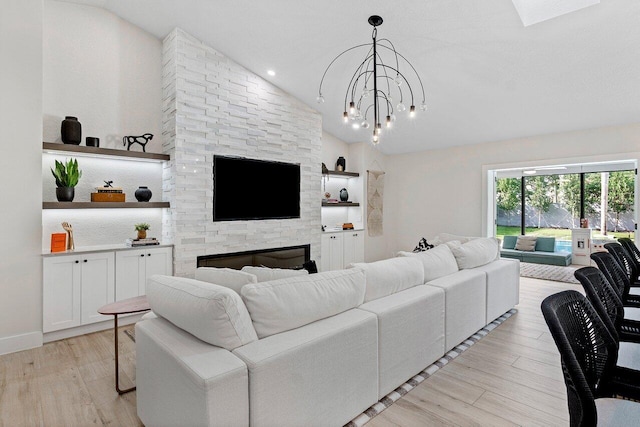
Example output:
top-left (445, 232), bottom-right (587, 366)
top-left (500, 235), bottom-right (572, 266)
top-left (136, 236), bottom-right (519, 426)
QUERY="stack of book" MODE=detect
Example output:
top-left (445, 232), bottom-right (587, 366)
top-left (125, 237), bottom-right (160, 247)
top-left (92, 186), bottom-right (125, 202)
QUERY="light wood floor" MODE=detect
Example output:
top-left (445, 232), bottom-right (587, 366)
top-left (0, 277), bottom-right (577, 426)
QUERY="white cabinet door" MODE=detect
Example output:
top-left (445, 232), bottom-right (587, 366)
top-left (321, 233), bottom-right (344, 271)
top-left (343, 231), bottom-right (364, 266)
top-left (80, 252), bottom-right (115, 325)
top-left (115, 246), bottom-right (173, 299)
top-left (43, 255), bottom-right (82, 333)
top-left (115, 249), bottom-right (146, 301)
top-left (142, 247), bottom-right (173, 295)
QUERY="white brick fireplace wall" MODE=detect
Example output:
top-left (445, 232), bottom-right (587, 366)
top-left (162, 28), bottom-right (322, 277)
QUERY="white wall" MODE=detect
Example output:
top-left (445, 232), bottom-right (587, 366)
top-left (386, 123), bottom-right (640, 255)
top-left (0, 0), bottom-right (44, 354)
top-left (43, 0), bottom-right (162, 152)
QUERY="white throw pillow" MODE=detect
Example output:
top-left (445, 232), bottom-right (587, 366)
top-left (241, 269), bottom-right (366, 339)
top-left (240, 265), bottom-right (308, 283)
top-left (447, 237), bottom-right (501, 269)
top-left (195, 267), bottom-right (258, 294)
top-left (146, 274), bottom-right (258, 350)
top-left (348, 257), bottom-right (424, 302)
top-left (397, 243), bottom-right (459, 281)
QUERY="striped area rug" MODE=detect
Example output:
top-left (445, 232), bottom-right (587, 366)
top-left (344, 309), bottom-right (517, 427)
top-left (519, 262), bottom-right (581, 284)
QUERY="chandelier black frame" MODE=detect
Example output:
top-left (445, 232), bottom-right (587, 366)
top-left (317, 15), bottom-right (426, 145)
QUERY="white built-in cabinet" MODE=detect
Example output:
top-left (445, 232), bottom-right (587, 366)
top-left (115, 247), bottom-right (173, 301)
top-left (43, 245), bottom-right (172, 333)
top-left (321, 231), bottom-right (364, 271)
top-left (43, 251), bottom-right (115, 333)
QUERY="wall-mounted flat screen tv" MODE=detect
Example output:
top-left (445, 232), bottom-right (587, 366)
top-left (213, 155), bottom-right (300, 221)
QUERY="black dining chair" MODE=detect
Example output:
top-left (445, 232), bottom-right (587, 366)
top-left (604, 242), bottom-right (640, 287)
top-left (541, 290), bottom-right (640, 426)
top-left (574, 266), bottom-right (640, 343)
top-left (590, 251), bottom-right (640, 308)
top-left (618, 237), bottom-right (640, 278)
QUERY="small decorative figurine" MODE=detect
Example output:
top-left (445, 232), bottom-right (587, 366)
top-left (61, 221), bottom-right (75, 251)
top-left (123, 133), bottom-right (153, 152)
top-left (103, 180), bottom-right (113, 187)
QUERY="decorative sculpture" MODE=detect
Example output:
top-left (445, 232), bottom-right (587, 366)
top-left (61, 222), bottom-right (74, 251)
top-left (123, 133), bottom-right (153, 152)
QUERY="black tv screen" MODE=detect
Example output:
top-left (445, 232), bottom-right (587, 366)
top-left (213, 155), bottom-right (300, 221)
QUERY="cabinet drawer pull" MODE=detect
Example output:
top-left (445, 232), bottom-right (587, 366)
top-left (147, 254), bottom-right (151, 257)
top-left (140, 254), bottom-right (145, 257)
top-left (75, 260), bottom-right (79, 263)
top-left (83, 259), bottom-right (87, 262)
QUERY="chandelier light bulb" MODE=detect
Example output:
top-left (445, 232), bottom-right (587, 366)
top-left (395, 76), bottom-right (403, 87)
top-left (420, 102), bottom-right (427, 111)
top-left (349, 102), bottom-right (356, 114)
top-left (316, 95), bottom-right (325, 104)
top-left (409, 105), bottom-right (416, 117)
top-left (362, 88), bottom-right (370, 98)
top-left (390, 114), bottom-right (397, 122)
top-left (386, 116), bottom-right (392, 128)
top-left (372, 133), bottom-right (379, 145)
top-left (361, 120), bottom-right (370, 129)
top-left (396, 103), bottom-right (406, 112)
top-left (343, 112), bottom-right (349, 123)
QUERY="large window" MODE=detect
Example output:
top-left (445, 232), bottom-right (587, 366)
top-left (496, 168), bottom-right (635, 247)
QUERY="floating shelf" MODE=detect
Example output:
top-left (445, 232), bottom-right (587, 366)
top-left (323, 170), bottom-right (359, 178)
top-left (43, 142), bottom-right (170, 162)
top-left (43, 202), bottom-right (170, 209)
top-left (322, 201), bottom-right (360, 207)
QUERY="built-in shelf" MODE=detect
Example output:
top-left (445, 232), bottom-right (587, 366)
top-left (43, 142), bottom-right (170, 162)
top-left (324, 170), bottom-right (359, 178)
top-left (43, 202), bottom-right (170, 209)
top-left (322, 201), bottom-right (360, 207)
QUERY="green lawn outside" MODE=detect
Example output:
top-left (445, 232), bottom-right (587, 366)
top-left (496, 226), bottom-right (634, 242)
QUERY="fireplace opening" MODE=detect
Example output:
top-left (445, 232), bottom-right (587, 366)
top-left (196, 244), bottom-right (310, 270)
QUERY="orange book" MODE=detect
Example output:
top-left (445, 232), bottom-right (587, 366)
top-left (50, 233), bottom-right (67, 253)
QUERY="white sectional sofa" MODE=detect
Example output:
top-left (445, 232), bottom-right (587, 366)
top-left (136, 236), bottom-right (519, 427)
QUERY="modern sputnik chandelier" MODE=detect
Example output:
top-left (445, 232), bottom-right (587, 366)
top-left (317, 15), bottom-right (426, 145)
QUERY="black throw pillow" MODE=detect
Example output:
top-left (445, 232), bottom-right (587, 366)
top-left (302, 259), bottom-right (318, 274)
top-left (413, 237), bottom-right (434, 253)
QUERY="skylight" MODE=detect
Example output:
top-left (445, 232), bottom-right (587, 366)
top-left (511, 0), bottom-right (600, 27)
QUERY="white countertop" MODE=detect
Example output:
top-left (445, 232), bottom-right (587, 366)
top-left (42, 243), bottom-right (173, 257)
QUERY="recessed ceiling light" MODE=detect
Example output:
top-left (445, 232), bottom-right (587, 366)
top-left (523, 170), bottom-right (537, 175)
top-left (267, 70), bottom-right (276, 77)
top-left (511, 0), bottom-right (599, 27)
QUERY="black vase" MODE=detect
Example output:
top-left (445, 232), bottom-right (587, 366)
top-left (340, 188), bottom-right (349, 202)
top-left (336, 156), bottom-right (346, 172)
top-left (61, 116), bottom-right (81, 145)
top-left (135, 186), bottom-right (152, 202)
top-left (56, 187), bottom-right (75, 202)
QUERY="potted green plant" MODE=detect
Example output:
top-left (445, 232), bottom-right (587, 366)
top-left (51, 158), bottom-right (82, 202)
top-left (135, 223), bottom-right (150, 239)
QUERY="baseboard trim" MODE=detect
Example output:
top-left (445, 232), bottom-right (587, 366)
top-left (0, 331), bottom-right (43, 356)
top-left (43, 312), bottom-right (144, 343)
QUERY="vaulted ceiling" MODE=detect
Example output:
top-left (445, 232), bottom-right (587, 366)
top-left (64, 0), bottom-right (640, 154)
